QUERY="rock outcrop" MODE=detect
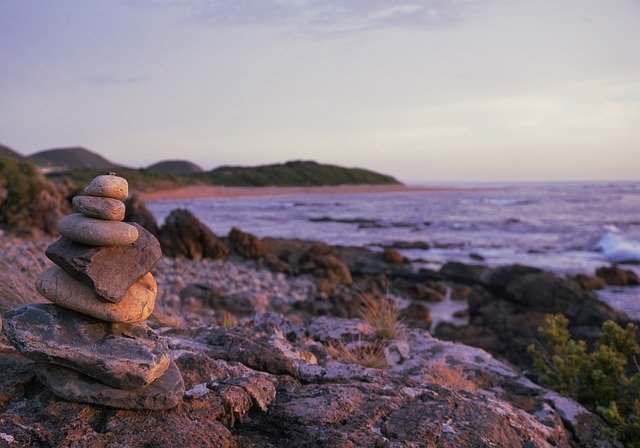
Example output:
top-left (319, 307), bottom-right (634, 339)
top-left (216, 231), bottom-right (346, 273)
top-left (159, 208), bottom-right (229, 260)
top-left (2, 173), bottom-right (184, 410)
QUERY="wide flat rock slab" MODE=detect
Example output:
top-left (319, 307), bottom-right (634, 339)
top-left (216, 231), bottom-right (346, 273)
top-left (46, 223), bottom-right (162, 303)
top-left (2, 304), bottom-right (169, 389)
top-left (35, 361), bottom-right (184, 410)
top-left (36, 266), bottom-right (157, 323)
top-left (58, 214), bottom-right (138, 246)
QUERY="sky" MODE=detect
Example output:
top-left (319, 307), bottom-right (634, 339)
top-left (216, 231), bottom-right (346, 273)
top-left (1, 0), bottom-right (639, 183)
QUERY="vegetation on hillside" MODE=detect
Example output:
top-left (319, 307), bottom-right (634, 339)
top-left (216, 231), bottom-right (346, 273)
top-left (62, 160), bottom-right (400, 190)
top-left (147, 160), bottom-right (203, 174)
top-left (198, 160), bottom-right (400, 186)
top-left (529, 314), bottom-right (640, 446)
top-left (29, 147), bottom-right (116, 170)
top-left (0, 155), bottom-right (65, 234)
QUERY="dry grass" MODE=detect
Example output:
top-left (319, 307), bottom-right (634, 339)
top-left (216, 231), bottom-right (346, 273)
top-left (359, 293), bottom-right (402, 340)
top-left (424, 363), bottom-right (478, 393)
top-left (0, 255), bottom-right (47, 312)
top-left (221, 310), bottom-right (238, 328)
top-left (151, 287), bottom-right (184, 328)
top-left (326, 339), bottom-right (387, 369)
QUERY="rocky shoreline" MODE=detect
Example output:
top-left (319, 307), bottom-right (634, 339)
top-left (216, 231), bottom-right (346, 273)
top-left (1, 196), bottom-right (638, 446)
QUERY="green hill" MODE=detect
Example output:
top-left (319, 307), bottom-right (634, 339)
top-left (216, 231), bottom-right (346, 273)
top-left (0, 144), bottom-right (24, 160)
top-left (198, 160), bottom-right (400, 186)
top-left (147, 159), bottom-right (203, 174)
top-left (29, 147), bottom-right (118, 170)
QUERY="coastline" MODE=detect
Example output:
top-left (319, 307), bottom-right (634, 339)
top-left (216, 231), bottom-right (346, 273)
top-left (137, 183), bottom-right (457, 201)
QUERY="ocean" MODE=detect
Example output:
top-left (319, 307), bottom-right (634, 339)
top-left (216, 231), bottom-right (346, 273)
top-left (147, 181), bottom-right (640, 318)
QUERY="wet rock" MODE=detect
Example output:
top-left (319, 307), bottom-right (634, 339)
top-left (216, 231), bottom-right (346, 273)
top-left (383, 247), bottom-right (406, 264)
top-left (35, 361), bottom-right (184, 410)
top-left (159, 208), bottom-right (229, 260)
top-left (299, 244), bottom-right (352, 287)
top-left (399, 301), bottom-right (432, 329)
top-left (596, 265), bottom-right (640, 286)
top-left (36, 266), bottom-right (157, 323)
top-left (72, 195), bottom-right (125, 221)
top-left (228, 227), bottom-right (266, 259)
top-left (57, 213), bottom-right (138, 246)
top-left (84, 174), bottom-right (129, 200)
top-left (124, 192), bottom-right (159, 236)
top-left (45, 224), bottom-right (161, 303)
top-left (3, 304), bottom-right (170, 389)
top-left (572, 273), bottom-right (608, 290)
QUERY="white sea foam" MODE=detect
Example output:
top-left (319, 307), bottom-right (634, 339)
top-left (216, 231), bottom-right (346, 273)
top-left (592, 231), bottom-right (640, 263)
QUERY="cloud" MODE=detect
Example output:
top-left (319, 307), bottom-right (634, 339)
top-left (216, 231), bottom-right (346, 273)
top-left (126, 0), bottom-right (487, 35)
top-left (81, 74), bottom-right (149, 86)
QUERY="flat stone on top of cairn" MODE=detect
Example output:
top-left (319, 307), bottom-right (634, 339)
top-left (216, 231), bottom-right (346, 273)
top-left (85, 173), bottom-right (129, 200)
top-left (1, 173), bottom-right (185, 410)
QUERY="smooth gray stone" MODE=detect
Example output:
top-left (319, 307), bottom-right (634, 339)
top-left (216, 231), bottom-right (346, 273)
top-left (73, 195), bottom-right (125, 221)
top-left (35, 361), bottom-right (184, 410)
top-left (45, 224), bottom-right (162, 303)
top-left (36, 266), bottom-right (157, 323)
top-left (3, 304), bottom-right (169, 389)
top-left (58, 214), bottom-right (138, 246)
top-left (84, 175), bottom-right (129, 200)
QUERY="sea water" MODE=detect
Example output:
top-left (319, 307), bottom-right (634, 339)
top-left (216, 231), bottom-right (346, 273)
top-left (147, 182), bottom-right (640, 317)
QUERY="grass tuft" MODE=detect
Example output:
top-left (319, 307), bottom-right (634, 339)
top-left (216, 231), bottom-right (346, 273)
top-left (424, 363), bottom-right (478, 393)
top-left (359, 293), bottom-right (402, 340)
top-left (151, 288), bottom-right (184, 328)
top-left (326, 339), bottom-right (387, 369)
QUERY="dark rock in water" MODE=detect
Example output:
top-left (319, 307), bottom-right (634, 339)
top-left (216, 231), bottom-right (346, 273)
top-left (3, 304), bottom-right (170, 389)
top-left (383, 247), bottom-right (406, 264)
top-left (124, 192), bottom-right (159, 236)
top-left (299, 244), bottom-right (352, 287)
top-left (35, 361), bottom-right (184, 410)
top-left (571, 273), bottom-right (608, 290)
top-left (46, 223), bottom-right (161, 303)
top-left (386, 240), bottom-right (430, 250)
top-left (159, 208), bottom-right (229, 260)
top-left (439, 262), bottom-right (491, 284)
top-left (469, 252), bottom-right (485, 261)
top-left (596, 265), bottom-right (640, 286)
top-left (228, 227), bottom-right (266, 259)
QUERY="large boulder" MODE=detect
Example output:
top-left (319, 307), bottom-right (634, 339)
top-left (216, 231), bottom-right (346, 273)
top-left (124, 192), bottom-right (159, 236)
top-left (159, 208), bottom-right (229, 260)
top-left (299, 244), bottom-right (352, 287)
top-left (228, 227), bottom-right (266, 259)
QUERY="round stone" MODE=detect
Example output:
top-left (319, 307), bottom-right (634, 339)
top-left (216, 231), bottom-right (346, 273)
top-left (85, 175), bottom-right (129, 200)
top-left (58, 213), bottom-right (138, 246)
top-left (36, 266), bottom-right (157, 323)
top-left (73, 195), bottom-right (126, 221)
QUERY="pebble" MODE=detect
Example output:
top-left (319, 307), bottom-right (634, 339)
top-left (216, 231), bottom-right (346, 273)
top-left (58, 213), bottom-right (138, 246)
top-left (85, 174), bottom-right (129, 200)
top-left (73, 195), bottom-right (126, 221)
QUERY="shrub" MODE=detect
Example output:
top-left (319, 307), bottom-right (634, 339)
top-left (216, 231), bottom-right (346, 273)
top-left (528, 314), bottom-right (640, 446)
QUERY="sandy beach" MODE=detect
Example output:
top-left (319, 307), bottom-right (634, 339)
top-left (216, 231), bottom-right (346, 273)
top-left (137, 183), bottom-right (454, 201)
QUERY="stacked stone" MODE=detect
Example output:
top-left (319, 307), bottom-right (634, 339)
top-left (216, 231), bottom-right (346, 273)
top-left (2, 174), bottom-right (184, 410)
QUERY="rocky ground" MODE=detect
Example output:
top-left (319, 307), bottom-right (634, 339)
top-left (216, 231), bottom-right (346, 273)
top-left (1, 205), bottom-right (639, 446)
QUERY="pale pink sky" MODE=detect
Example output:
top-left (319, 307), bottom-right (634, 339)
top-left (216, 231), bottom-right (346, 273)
top-left (1, 0), bottom-right (639, 182)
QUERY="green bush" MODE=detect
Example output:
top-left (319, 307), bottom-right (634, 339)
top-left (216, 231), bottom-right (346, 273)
top-left (528, 314), bottom-right (640, 446)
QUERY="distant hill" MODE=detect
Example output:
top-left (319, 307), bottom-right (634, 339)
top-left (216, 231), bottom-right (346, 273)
top-left (199, 160), bottom-right (400, 186)
top-left (0, 144), bottom-right (24, 160)
top-left (147, 159), bottom-right (203, 174)
top-left (29, 147), bottom-right (118, 170)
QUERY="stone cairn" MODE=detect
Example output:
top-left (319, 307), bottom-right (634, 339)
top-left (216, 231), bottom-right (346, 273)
top-left (2, 174), bottom-right (184, 410)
